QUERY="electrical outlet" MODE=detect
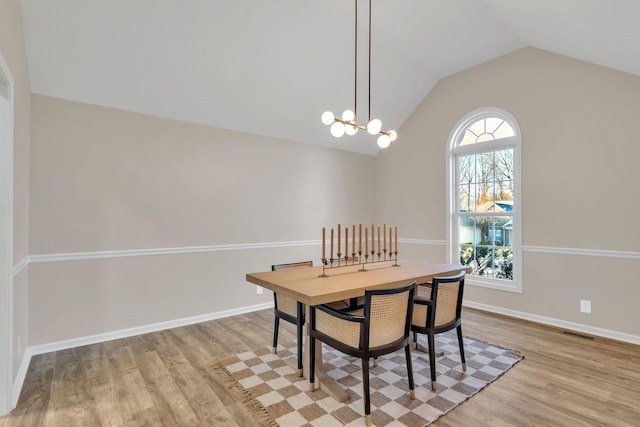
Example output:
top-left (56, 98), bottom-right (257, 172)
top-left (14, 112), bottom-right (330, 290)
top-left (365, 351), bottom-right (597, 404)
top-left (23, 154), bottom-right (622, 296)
top-left (256, 285), bottom-right (263, 295)
top-left (580, 299), bottom-right (591, 314)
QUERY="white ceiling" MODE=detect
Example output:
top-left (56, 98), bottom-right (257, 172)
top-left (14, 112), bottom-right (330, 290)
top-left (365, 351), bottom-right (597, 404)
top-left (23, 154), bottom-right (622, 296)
top-left (20, 0), bottom-right (640, 155)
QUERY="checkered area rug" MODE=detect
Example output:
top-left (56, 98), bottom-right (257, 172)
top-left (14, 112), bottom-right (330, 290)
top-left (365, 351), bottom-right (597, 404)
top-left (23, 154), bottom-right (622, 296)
top-left (215, 332), bottom-right (522, 427)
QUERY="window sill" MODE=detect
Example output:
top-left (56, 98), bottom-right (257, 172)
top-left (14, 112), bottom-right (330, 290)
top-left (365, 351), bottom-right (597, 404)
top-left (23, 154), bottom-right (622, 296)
top-left (466, 276), bottom-right (522, 294)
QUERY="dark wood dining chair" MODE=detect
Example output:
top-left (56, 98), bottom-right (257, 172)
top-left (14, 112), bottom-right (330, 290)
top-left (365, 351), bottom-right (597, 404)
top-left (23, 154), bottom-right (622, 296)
top-left (411, 270), bottom-right (466, 391)
top-left (271, 261), bottom-right (313, 377)
top-left (309, 281), bottom-right (416, 427)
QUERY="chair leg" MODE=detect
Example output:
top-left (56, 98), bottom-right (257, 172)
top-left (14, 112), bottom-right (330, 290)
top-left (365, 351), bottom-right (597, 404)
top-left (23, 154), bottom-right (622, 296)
top-left (428, 333), bottom-right (437, 391)
top-left (362, 357), bottom-right (372, 426)
top-left (272, 316), bottom-right (280, 354)
top-left (405, 344), bottom-right (415, 399)
top-left (296, 303), bottom-right (304, 377)
top-left (309, 336), bottom-right (316, 392)
top-left (457, 325), bottom-right (466, 372)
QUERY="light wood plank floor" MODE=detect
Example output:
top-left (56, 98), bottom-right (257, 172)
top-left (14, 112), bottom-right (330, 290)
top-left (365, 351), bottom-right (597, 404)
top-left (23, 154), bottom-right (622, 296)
top-left (1, 308), bottom-right (639, 426)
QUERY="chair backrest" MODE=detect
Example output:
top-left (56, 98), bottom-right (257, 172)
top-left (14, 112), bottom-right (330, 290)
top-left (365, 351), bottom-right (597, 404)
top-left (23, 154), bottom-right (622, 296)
top-left (271, 261), bottom-right (313, 315)
top-left (431, 271), bottom-right (465, 328)
top-left (272, 261), bottom-right (313, 271)
top-left (364, 281), bottom-right (416, 348)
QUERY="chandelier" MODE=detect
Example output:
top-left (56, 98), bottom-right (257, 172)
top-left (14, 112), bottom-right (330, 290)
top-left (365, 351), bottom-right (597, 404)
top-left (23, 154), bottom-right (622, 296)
top-left (320, 0), bottom-right (397, 149)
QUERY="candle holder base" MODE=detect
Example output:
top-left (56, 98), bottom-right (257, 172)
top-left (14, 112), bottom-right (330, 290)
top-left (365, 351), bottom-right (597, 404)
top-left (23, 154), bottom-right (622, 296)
top-left (393, 253), bottom-right (400, 267)
top-left (319, 263), bottom-right (329, 277)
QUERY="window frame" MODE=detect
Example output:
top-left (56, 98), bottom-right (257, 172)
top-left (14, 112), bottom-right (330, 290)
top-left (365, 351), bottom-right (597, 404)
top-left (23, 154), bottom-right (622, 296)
top-left (446, 108), bottom-right (522, 293)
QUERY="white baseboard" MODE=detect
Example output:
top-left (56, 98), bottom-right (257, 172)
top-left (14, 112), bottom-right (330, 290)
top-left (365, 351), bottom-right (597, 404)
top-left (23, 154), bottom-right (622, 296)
top-left (28, 302), bottom-right (274, 357)
top-left (11, 302), bottom-right (267, 408)
top-left (12, 299), bottom-right (639, 409)
top-left (463, 300), bottom-right (640, 345)
top-left (13, 301), bottom-right (273, 407)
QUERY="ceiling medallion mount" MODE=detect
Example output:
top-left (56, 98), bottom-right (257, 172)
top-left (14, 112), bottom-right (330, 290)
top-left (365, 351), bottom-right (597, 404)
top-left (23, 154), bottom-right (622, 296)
top-left (321, 0), bottom-right (397, 149)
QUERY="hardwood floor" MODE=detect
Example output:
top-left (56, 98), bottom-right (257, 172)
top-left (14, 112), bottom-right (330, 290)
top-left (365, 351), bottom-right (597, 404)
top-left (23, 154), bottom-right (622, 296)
top-left (1, 307), bottom-right (639, 426)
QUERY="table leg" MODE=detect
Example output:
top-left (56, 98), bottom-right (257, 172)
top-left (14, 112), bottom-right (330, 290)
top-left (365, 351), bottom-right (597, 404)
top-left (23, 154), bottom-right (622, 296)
top-left (415, 340), bottom-right (444, 357)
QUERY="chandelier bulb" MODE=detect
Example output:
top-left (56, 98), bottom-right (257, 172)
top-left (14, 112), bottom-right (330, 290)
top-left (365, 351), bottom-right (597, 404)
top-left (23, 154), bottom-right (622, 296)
top-left (388, 130), bottom-right (398, 142)
top-left (330, 121), bottom-right (346, 138)
top-left (377, 134), bottom-right (391, 148)
top-left (367, 118), bottom-right (382, 135)
top-left (341, 110), bottom-right (355, 122)
top-left (321, 111), bottom-right (335, 125)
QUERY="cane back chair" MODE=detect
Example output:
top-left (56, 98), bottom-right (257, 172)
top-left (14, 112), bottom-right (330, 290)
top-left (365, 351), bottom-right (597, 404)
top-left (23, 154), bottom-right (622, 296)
top-left (411, 270), bottom-right (466, 391)
top-left (271, 261), bottom-right (313, 376)
top-left (309, 281), bottom-right (416, 426)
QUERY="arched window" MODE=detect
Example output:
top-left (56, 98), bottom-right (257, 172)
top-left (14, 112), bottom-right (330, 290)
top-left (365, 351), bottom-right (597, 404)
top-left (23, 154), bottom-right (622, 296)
top-left (447, 108), bottom-right (522, 293)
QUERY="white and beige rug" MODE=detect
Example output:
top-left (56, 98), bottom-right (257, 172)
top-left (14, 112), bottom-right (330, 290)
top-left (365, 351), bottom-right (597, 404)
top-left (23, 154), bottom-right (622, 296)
top-left (214, 331), bottom-right (522, 427)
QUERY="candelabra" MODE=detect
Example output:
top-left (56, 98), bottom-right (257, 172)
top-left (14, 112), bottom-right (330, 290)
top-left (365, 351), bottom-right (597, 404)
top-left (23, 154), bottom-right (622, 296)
top-left (320, 224), bottom-right (399, 277)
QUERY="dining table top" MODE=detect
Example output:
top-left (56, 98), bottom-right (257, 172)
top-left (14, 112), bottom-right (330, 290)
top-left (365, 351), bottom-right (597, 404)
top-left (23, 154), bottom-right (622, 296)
top-left (246, 259), bottom-right (471, 306)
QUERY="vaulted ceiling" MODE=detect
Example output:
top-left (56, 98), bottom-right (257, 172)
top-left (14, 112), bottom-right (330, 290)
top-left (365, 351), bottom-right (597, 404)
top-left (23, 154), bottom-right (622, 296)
top-left (20, 0), bottom-right (640, 155)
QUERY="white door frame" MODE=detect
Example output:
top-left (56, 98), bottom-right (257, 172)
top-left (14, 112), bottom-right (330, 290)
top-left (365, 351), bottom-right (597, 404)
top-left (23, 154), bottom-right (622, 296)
top-left (0, 50), bottom-right (15, 416)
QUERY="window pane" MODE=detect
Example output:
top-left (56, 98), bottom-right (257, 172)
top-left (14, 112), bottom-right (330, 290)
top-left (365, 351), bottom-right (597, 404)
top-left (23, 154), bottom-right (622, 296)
top-left (477, 133), bottom-right (494, 142)
top-left (474, 245), bottom-right (493, 277)
top-left (489, 216), bottom-right (511, 245)
top-left (458, 155), bottom-right (474, 184)
top-left (494, 149), bottom-right (514, 181)
top-left (460, 129), bottom-right (477, 145)
top-left (494, 247), bottom-right (513, 279)
top-left (458, 216), bottom-right (477, 244)
top-left (459, 183), bottom-right (477, 212)
top-left (496, 181), bottom-right (514, 204)
top-left (478, 182), bottom-right (498, 212)
top-left (493, 122), bottom-right (515, 139)
top-left (501, 218), bottom-right (513, 246)
top-left (459, 244), bottom-right (474, 270)
top-left (475, 152), bottom-right (494, 184)
top-left (468, 119), bottom-right (484, 138)
top-left (485, 117), bottom-right (504, 134)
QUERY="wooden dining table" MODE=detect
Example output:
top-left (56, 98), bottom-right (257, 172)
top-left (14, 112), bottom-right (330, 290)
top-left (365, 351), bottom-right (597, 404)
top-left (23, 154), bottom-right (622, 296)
top-left (246, 258), bottom-right (471, 401)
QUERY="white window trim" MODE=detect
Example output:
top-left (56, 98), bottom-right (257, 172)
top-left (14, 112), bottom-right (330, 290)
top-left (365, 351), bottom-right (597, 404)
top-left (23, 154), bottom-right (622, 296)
top-left (446, 107), bottom-right (522, 293)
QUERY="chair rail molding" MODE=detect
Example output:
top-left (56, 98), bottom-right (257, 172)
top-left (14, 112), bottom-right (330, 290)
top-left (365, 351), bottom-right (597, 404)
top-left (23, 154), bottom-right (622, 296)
top-left (29, 240), bottom-right (320, 263)
top-left (12, 256), bottom-right (28, 277)
top-left (522, 245), bottom-right (640, 260)
top-left (22, 241), bottom-right (640, 265)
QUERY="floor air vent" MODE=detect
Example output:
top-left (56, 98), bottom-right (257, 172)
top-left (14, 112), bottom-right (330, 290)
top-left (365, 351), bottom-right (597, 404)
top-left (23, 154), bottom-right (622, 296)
top-left (562, 330), bottom-right (595, 340)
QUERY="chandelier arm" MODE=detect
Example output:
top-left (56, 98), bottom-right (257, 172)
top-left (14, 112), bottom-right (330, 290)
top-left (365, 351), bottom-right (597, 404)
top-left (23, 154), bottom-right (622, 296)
top-left (332, 117), bottom-right (367, 131)
top-left (332, 117), bottom-right (391, 136)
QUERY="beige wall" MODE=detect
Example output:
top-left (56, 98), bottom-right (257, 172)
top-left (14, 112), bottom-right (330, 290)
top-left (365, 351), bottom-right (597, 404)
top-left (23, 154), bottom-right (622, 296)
top-left (0, 0), bottom-right (31, 384)
top-left (376, 47), bottom-right (640, 336)
top-left (20, 46), bottom-right (640, 348)
top-left (29, 95), bottom-right (376, 344)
